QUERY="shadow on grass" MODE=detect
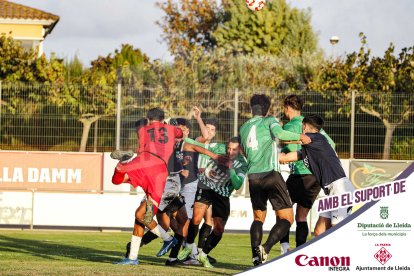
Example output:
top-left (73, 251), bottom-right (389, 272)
top-left (0, 234), bottom-right (121, 262)
top-left (0, 234), bottom-right (250, 274)
top-left (138, 254), bottom-right (250, 275)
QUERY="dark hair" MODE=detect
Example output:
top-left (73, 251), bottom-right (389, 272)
top-left (303, 114), bottom-right (324, 131)
top-left (250, 94), bottom-right (271, 116)
top-left (204, 118), bottom-right (218, 128)
top-left (175, 118), bottom-right (191, 129)
top-left (228, 136), bottom-right (241, 144)
top-left (284, 94), bottom-right (304, 111)
top-left (134, 118), bottom-right (148, 131)
top-left (147, 108), bottom-right (165, 121)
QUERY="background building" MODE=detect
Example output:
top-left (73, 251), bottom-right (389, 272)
top-left (0, 0), bottom-right (59, 55)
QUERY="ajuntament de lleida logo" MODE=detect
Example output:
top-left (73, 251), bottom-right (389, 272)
top-left (380, 206), bottom-right (389, 219)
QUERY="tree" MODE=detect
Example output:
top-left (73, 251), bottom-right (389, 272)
top-left (64, 44), bottom-right (150, 151)
top-left (156, 0), bottom-right (221, 60)
top-left (310, 34), bottom-right (414, 159)
top-left (213, 0), bottom-right (318, 56)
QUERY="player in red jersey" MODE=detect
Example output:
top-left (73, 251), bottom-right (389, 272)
top-left (111, 108), bottom-right (183, 266)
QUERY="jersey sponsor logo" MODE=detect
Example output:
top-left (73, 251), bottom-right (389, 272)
top-left (183, 155), bottom-right (193, 166)
top-left (204, 162), bottom-right (228, 187)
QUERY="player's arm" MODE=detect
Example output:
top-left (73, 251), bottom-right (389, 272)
top-left (183, 141), bottom-right (218, 161)
top-left (280, 123), bottom-right (302, 153)
top-left (279, 151), bottom-right (303, 164)
top-left (229, 162), bottom-right (247, 190)
top-left (270, 120), bottom-right (311, 145)
top-left (320, 128), bottom-right (336, 150)
top-left (184, 137), bottom-right (205, 147)
top-left (192, 106), bottom-right (210, 141)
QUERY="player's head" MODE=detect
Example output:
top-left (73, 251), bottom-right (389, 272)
top-left (204, 118), bottom-right (218, 141)
top-left (283, 94), bottom-right (303, 118)
top-left (134, 118), bottom-right (148, 139)
top-left (227, 136), bottom-right (241, 160)
top-left (135, 118), bottom-right (148, 131)
top-left (147, 108), bottom-right (165, 122)
top-left (302, 114), bottom-right (324, 133)
top-left (250, 94), bottom-right (271, 116)
top-left (175, 118), bottom-right (191, 138)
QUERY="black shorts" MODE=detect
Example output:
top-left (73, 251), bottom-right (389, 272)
top-left (158, 194), bottom-right (186, 216)
top-left (248, 171), bottom-right (292, 211)
top-left (195, 188), bottom-right (230, 221)
top-left (286, 174), bottom-right (321, 209)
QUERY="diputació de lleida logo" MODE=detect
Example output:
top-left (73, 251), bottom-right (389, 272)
top-left (380, 206), bottom-right (389, 219)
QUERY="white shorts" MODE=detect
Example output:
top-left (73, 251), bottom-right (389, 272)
top-left (141, 174), bottom-right (181, 212)
top-left (320, 177), bottom-right (355, 225)
top-left (180, 180), bottom-right (198, 219)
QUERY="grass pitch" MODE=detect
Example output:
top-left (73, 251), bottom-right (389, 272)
top-left (0, 230), bottom-right (290, 276)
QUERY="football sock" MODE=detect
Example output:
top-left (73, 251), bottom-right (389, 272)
top-left (150, 224), bottom-right (172, 241)
top-left (198, 223), bottom-right (212, 249)
top-left (296, 221), bottom-right (309, 247)
top-left (140, 230), bottom-right (158, 247)
top-left (128, 235), bottom-right (142, 260)
top-left (203, 231), bottom-right (223, 254)
top-left (191, 242), bottom-right (198, 256)
top-left (187, 221), bottom-right (199, 244)
top-left (263, 219), bottom-right (291, 254)
top-left (281, 242), bottom-right (290, 254)
top-left (280, 231), bottom-right (290, 244)
top-left (250, 220), bottom-right (263, 256)
top-left (169, 233), bottom-right (184, 258)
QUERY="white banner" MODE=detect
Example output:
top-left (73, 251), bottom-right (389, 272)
top-left (240, 163), bottom-right (414, 275)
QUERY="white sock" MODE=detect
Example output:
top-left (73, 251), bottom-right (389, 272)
top-left (150, 225), bottom-right (172, 241)
top-left (199, 250), bottom-right (207, 257)
top-left (281, 242), bottom-right (290, 254)
top-left (129, 235), bottom-right (141, 260)
top-left (191, 243), bottom-right (198, 257)
top-left (168, 257), bottom-right (177, 261)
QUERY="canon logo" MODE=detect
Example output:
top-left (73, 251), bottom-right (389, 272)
top-left (295, 254), bottom-right (350, 267)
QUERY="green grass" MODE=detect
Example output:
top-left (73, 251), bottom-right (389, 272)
top-left (0, 230), bottom-right (291, 276)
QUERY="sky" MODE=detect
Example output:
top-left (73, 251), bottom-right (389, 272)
top-left (11, 0), bottom-right (414, 66)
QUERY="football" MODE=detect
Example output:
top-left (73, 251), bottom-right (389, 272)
top-left (245, 0), bottom-right (266, 11)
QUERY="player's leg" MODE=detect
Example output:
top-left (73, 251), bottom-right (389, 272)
top-left (132, 211), bottom-right (170, 253)
top-left (110, 151), bottom-right (136, 184)
top-left (144, 166), bottom-right (178, 257)
top-left (178, 188), bottom-right (209, 262)
top-left (166, 196), bottom-right (187, 266)
top-left (248, 175), bottom-right (268, 266)
top-left (279, 175), bottom-right (296, 254)
top-left (114, 201), bottom-right (146, 265)
top-left (198, 206), bottom-right (213, 258)
top-left (314, 215), bottom-right (331, 236)
top-left (295, 205), bottom-right (310, 247)
top-left (177, 180), bottom-right (199, 263)
top-left (259, 172), bottom-right (293, 264)
top-left (294, 174), bottom-right (321, 247)
top-left (198, 194), bottom-right (230, 268)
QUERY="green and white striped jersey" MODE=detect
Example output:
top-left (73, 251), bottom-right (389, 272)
top-left (185, 138), bottom-right (247, 197)
top-left (199, 154), bottom-right (248, 197)
top-left (197, 142), bottom-right (225, 170)
top-left (240, 116), bottom-right (300, 174)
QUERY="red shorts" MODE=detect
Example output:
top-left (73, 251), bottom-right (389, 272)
top-left (112, 152), bottom-right (168, 212)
